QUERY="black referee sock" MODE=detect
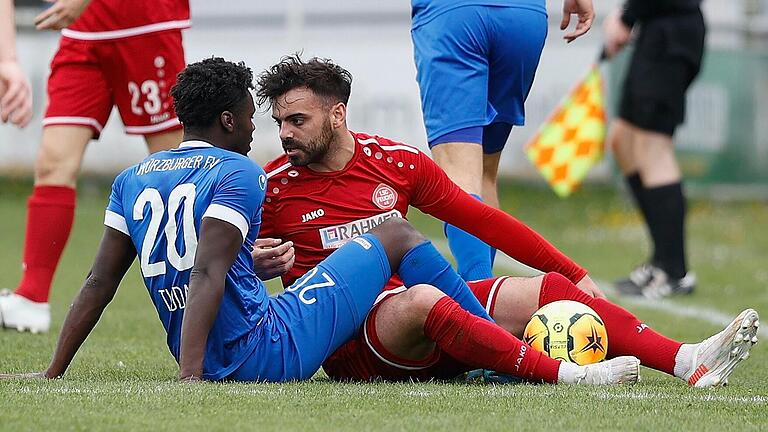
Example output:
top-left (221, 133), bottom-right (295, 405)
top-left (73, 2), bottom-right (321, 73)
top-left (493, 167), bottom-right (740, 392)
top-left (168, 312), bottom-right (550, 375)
top-left (642, 182), bottom-right (688, 279)
top-left (625, 173), bottom-right (658, 264)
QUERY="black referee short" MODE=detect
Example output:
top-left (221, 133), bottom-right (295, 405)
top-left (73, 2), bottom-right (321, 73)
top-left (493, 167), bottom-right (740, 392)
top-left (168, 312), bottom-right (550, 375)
top-left (619, 11), bottom-right (706, 136)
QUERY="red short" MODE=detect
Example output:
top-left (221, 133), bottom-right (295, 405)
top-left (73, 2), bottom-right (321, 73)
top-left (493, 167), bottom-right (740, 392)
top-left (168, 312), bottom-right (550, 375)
top-left (323, 276), bottom-right (510, 381)
top-left (43, 31), bottom-right (185, 138)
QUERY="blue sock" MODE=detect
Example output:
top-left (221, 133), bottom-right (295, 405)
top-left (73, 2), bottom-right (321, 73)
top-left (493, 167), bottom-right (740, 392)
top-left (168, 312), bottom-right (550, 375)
top-left (397, 240), bottom-right (493, 322)
top-left (444, 193), bottom-right (494, 281)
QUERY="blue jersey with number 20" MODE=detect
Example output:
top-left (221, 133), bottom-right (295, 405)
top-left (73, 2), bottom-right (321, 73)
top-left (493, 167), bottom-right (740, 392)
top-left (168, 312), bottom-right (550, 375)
top-left (104, 141), bottom-right (268, 380)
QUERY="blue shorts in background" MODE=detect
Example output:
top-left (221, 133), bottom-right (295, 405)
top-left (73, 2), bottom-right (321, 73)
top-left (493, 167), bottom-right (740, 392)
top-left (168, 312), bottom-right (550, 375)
top-left (412, 5), bottom-right (547, 152)
top-left (229, 234), bottom-right (391, 382)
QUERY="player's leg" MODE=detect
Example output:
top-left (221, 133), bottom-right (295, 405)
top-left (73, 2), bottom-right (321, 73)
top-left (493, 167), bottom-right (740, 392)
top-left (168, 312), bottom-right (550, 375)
top-left (367, 281), bottom-right (638, 384)
top-left (231, 232), bottom-right (393, 381)
top-left (633, 127), bottom-right (695, 298)
top-left (479, 149), bottom-right (504, 265)
top-left (481, 6), bottom-right (546, 270)
top-left (531, 272), bottom-right (758, 387)
top-left (609, 120), bottom-right (664, 294)
top-left (480, 148), bottom-right (503, 209)
top-left (412, 6), bottom-right (494, 281)
top-left (109, 31), bottom-right (185, 152)
top-left (145, 129), bottom-right (183, 154)
top-left (1, 38), bottom-right (109, 333)
top-left (614, 14), bottom-right (704, 298)
top-left (233, 218), bottom-right (491, 381)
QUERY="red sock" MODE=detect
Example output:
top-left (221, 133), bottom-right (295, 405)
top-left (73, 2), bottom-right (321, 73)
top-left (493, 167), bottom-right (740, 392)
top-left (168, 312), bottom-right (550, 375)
top-left (424, 296), bottom-right (560, 382)
top-left (539, 272), bottom-right (681, 374)
top-left (15, 186), bottom-right (76, 303)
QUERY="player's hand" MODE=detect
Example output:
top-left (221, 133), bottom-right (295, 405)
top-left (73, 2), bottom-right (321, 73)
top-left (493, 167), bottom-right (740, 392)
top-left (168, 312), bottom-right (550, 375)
top-left (0, 61), bottom-right (33, 128)
top-left (0, 372), bottom-right (47, 380)
top-left (561, 0), bottom-right (594, 42)
top-left (251, 238), bottom-right (295, 280)
top-left (34, 0), bottom-right (92, 31)
top-left (178, 374), bottom-right (203, 383)
top-left (603, 9), bottom-right (632, 58)
top-left (575, 275), bottom-right (607, 299)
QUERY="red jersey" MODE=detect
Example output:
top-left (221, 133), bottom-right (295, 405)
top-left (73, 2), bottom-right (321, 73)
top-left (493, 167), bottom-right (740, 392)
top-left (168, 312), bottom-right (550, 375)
top-left (261, 132), bottom-right (586, 290)
top-left (62, 0), bottom-right (191, 41)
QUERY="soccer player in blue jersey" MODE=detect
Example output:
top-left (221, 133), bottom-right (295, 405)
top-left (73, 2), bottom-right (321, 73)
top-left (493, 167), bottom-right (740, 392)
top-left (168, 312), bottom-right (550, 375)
top-left (410, 0), bottom-right (595, 281)
top-left (0, 57), bottom-right (647, 385)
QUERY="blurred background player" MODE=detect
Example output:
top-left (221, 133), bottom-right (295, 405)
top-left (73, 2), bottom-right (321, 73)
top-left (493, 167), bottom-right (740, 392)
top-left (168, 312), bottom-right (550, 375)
top-left (410, 0), bottom-right (595, 281)
top-left (255, 55), bottom-right (757, 388)
top-left (0, 0), bottom-right (33, 128)
top-left (604, 0), bottom-right (705, 299)
top-left (0, 0), bottom-right (190, 333)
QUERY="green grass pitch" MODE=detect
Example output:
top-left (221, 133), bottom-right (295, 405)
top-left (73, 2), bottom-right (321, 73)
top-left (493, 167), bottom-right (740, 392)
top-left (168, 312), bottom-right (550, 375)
top-left (1, 178), bottom-right (766, 431)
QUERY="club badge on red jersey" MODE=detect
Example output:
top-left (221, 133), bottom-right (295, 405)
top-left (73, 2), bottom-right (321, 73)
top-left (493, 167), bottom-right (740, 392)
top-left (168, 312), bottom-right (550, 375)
top-left (372, 183), bottom-right (397, 210)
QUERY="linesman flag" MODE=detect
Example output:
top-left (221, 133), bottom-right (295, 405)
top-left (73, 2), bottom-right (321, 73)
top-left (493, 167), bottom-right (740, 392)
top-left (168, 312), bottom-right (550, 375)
top-left (525, 65), bottom-right (606, 198)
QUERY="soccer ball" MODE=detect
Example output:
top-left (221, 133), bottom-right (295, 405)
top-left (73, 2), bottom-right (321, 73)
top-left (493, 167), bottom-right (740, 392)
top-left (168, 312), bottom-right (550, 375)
top-left (522, 300), bottom-right (608, 365)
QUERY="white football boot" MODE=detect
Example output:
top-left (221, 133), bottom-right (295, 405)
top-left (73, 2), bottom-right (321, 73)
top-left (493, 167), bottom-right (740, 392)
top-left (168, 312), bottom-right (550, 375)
top-left (559, 356), bottom-right (641, 385)
top-left (0, 289), bottom-right (51, 334)
top-left (680, 308), bottom-right (759, 388)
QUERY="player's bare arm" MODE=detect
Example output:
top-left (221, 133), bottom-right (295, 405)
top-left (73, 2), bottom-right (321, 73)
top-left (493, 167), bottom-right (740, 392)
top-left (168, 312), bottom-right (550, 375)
top-left (45, 227), bottom-right (135, 378)
top-left (34, 0), bottom-right (92, 31)
top-left (178, 218), bottom-right (243, 381)
top-left (0, 227), bottom-right (135, 380)
top-left (0, 0), bottom-right (33, 127)
top-left (252, 238), bottom-right (295, 280)
top-left (561, 0), bottom-right (595, 42)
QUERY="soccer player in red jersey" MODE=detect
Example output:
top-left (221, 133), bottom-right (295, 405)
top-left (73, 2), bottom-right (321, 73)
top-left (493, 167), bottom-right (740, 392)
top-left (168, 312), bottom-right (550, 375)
top-left (0, 0), bottom-right (190, 333)
top-left (255, 55), bottom-right (757, 387)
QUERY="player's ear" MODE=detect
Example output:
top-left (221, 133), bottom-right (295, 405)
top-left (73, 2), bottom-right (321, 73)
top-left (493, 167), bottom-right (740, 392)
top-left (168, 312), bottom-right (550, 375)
top-left (220, 111), bottom-right (235, 132)
top-left (330, 102), bottom-right (346, 129)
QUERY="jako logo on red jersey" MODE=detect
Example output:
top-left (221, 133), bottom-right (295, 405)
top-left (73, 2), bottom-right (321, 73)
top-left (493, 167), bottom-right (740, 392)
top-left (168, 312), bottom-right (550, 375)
top-left (372, 183), bottom-right (397, 210)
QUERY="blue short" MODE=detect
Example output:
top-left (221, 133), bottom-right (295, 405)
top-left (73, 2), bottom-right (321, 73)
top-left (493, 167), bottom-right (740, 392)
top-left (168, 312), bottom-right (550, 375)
top-left (412, 5), bottom-right (547, 151)
top-left (229, 234), bottom-right (391, 382)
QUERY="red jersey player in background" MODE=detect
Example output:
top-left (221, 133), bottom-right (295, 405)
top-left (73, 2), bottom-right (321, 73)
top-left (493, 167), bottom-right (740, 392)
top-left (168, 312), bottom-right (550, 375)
top-left (0, 0), bottom-right (190, 333)
top-left (254, 55), bottom-right (758, 388)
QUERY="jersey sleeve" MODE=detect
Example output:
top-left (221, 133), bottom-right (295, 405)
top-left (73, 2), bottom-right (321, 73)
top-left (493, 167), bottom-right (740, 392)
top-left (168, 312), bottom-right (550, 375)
top-left (202, 158), bottom-right (266, 241)
top-left (412, 155), bottom-right (587, 283)
top-left (408, 151), bottom-right (463, 210)
top-left (104, 168), bottom-right (131, 235)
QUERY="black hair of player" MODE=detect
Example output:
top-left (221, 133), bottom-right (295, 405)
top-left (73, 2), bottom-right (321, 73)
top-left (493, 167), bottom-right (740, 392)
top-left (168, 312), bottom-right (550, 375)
top-left (172, 57), bottom-right (254, 133)
top-left (255, 53), bottom-right (352, 110)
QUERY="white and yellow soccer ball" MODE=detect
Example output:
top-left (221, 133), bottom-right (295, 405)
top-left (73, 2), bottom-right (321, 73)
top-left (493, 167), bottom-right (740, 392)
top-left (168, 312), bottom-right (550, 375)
top-left (523, 300), bottom-right (608, 365)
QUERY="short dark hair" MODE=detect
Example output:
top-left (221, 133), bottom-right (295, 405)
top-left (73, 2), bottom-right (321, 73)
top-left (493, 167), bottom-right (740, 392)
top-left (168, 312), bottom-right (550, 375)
top-left (255, 54), bottom-right (352, 109)
top-left (172, 57), bottom-right (254, 130)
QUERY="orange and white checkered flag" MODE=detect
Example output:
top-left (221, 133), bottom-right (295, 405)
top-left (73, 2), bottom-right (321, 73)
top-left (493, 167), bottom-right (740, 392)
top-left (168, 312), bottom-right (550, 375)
top-left (525, 65), bottom-right (606, 198)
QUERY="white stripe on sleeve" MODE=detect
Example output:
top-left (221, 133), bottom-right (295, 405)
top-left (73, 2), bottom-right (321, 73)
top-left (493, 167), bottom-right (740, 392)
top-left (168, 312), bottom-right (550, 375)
top-left (203, 204), bottom-right (249, 240)
top-left (104, 210), bottom-right (129, 235)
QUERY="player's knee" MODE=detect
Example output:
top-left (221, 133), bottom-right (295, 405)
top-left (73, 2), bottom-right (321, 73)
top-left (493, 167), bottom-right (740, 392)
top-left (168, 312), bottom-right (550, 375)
top-left (34, 151), bottom-right (75, 185)
top-left (371, 217), bottom-right (427, 251)
top-left (398, 284), bottom-right (445, 326)
top-left (540, 272), bottom-right (590, 306)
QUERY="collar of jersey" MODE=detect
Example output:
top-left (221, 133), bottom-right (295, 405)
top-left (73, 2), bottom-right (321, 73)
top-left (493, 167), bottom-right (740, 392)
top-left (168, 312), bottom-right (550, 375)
top-left (175, 140), bottom-right (214, 150)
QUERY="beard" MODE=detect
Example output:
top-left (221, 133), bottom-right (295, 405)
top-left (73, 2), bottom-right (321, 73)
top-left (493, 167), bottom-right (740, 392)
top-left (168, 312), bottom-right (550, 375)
top-left (282, 121), bottom-right (334, 167)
